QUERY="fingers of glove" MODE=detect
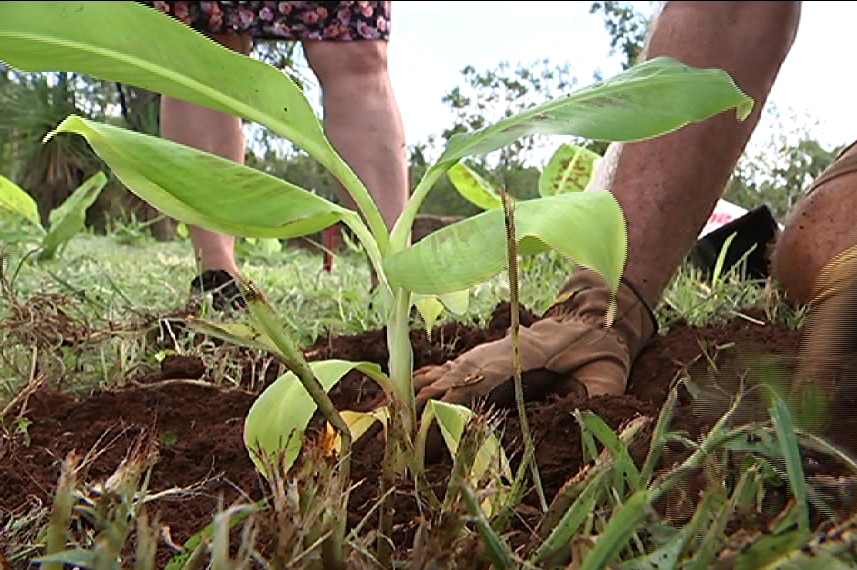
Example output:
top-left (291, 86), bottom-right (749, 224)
top-left (414, 318), bottom-right (595, 394)
top-left (567, 357), bottom-right (628, 397)
top-left (413, 364), bottom-right (446, 392)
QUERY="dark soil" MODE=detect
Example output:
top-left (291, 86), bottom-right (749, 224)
top-left (1, 303), bottom-right (852, 566)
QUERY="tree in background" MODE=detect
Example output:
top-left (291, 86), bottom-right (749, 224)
top-left (589, 1), bottom-right (658, 71)
top-left (0, 2), bottom-right (845, 228)
top-left (726, 105), bottom-right (843, 220)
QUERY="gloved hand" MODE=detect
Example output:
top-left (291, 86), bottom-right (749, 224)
top-left (414, 269), bottom-right (658, 410)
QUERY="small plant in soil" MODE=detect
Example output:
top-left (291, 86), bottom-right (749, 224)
top-left (2, 2), bottom-right (815, 567)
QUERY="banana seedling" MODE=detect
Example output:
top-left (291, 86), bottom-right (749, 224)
top-left (0, 2), bottom-right (755, 561)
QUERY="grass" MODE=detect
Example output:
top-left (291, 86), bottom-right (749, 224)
top-left (2, 218), bottom-right (843, 569)
top-left (0, 217), bottom-right (809, 405)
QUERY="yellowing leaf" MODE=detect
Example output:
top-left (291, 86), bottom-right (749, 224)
top-left (420, 400), bottom-right (511, 515)
top-left (539, 143), bottom-right (601, 197)
top-left (327, 408), bottom-right (391, 455)
top-left (447, 161), bottom-right (502, 210)
top-left (243, 359), bottom-right (389, 475)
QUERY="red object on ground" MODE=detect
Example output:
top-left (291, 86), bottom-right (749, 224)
top-left (322, 225), bottom-right (340, 272)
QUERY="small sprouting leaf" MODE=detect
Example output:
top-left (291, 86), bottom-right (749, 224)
top-left (413, 289), bottom-right (470, 339)
top-left (38, 171), bottom-right (107, 261)
top-left (414, 296), bottom-right (444, 339)
top-left (421, 400), bottom-right (512, 513)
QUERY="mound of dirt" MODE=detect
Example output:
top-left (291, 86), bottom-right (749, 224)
top-left (3, 304), bottom-right (847, 565)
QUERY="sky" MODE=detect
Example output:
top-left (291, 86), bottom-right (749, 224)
top-left (379, 1), bottom-right (856, 164)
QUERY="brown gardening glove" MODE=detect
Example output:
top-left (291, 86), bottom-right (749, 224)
top-left (414, 269), bottom-right (658, 410)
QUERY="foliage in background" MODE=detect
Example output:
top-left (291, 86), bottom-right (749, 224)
top-left (726, 105), bottom-right (844, 220)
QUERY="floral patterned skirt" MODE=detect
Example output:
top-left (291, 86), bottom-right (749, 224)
top-left (143, 1), bottom-right (391, 41)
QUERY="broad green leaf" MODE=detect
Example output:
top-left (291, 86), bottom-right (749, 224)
top-left (436, 57), bottom-right (753, 170)
top-left (244, 359), bottom-right (388, 474)
top-left (46, 116), bottom-right (353, 240)
top-left (385, 191), bottom-right (626, 295)
top-left (392, 57), bottom-right (753, 250)
top-left (0, 175), bottom-right (42, 228)
top-left (0, 1), bottom-right (387, 247)
top-left (447, 161), bottom-right (502, 210)
top-left (539, 143), bottom-right (601, 196)
top-left (38, 171), bottom-right (107, 261)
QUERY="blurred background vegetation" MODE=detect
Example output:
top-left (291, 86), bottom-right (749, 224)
top-left (0, 1), bottom-right (845, 242)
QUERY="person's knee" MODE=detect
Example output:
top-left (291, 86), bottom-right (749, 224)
top-left (206, 32), bottom-right (253, 55)
top-left (303, 39), bottom-right (389, 86)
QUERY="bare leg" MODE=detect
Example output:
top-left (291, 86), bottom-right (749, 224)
top-left (159, 32), bottom-right (253, 276)
top-left (772, 144), bottom-right (857, 304)
top-left (602, 2), bottom-right (801, 306)
top-left (302, 39), bottom-right (409, 229)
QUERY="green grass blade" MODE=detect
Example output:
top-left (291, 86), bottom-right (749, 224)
top-left (460, 485), bottom-right (516, 569)
top-left (32, 550), bottom-right (99, 569)
top-left (770, 397), bottom-right (811, 533)
top-left (578, 410), bottom-right (643, 492)
top-left (579, 490), bottom-right (653, 570)
top-left (686, 466), bottom-right (759, 570)
top-left (640, 384), bottom-right (679, 484)
top-left (385, 191), bottom-right (626, 295)
top-left (531, 468), bottom-right (610, 564)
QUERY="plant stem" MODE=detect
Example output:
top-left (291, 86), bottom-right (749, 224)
top-left (387, 287), bottom-right (416, 436)
top-left (242, 280), bottom-right (350, 568)
top-left (377, 413), bottom-right (399, 568)
top-left (389, 166), bottom-right (447, 252)
top-left (500, 189), bottom-right (547, 512)
top-left (339, 211), bottom-right (390, 295)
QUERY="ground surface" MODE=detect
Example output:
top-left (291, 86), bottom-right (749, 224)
top-left (6, 298), bottom-right (847, 567)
